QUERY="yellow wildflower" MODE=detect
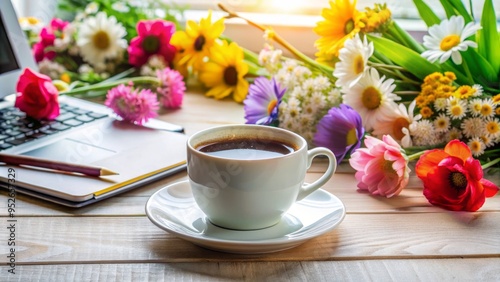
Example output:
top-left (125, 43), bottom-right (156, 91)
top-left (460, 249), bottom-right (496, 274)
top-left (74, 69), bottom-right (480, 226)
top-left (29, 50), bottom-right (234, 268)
top-left (420, 106), bottom-right (433, 118)
top-left (198, 41), bottom-right (249, 103)
top-left (313, 0), bottom-right (364, 57)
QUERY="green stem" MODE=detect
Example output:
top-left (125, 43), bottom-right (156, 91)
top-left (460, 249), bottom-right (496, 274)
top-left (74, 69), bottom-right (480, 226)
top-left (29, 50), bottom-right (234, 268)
top-left (407, 150), bottom-right (426, 161)
top-left (461, 59), bottom-right (475, 85)
top-left (482, 157), bottom-right (500, 170)
top-left (62, 77), bottom-right (160, 96)
top-left (218, 3), bottom-right (334, 78)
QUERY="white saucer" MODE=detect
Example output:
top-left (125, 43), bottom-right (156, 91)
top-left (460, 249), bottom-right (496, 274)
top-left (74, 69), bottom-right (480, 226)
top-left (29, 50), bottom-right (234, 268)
top-left (145, 180), bottom-right (346, 254)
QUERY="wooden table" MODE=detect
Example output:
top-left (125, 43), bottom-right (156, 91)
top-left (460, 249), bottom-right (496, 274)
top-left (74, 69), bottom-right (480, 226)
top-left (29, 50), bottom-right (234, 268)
top-left (1, 92), bottom-right (499, 281)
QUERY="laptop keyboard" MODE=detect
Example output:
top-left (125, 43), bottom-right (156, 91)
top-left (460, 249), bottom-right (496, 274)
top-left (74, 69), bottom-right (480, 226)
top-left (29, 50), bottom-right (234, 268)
top-left (0, 103), bottom-right (108, 151)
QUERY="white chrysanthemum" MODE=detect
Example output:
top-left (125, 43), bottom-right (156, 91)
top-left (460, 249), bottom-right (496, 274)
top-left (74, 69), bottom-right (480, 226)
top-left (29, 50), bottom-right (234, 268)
top-left (77, 12), bottom-right (127, 67)
top-left (468, 137), bottom-right (485, 157)
top-left (313, 76), bottom-right (331, 91)
top-left (433, 113), bottom-right (451, 132)
top-left (446, 97), bottom-right (467, 120)
top-left (292, 66), bottom-right (312, 83)
top-left (412, 120), bottom-right (440, 146)
top-left (334, 33), bottom-right (373, 89)
top-left (421, 15), bottom-right (481, 65)
top-left (302, 78), bottom-right (316, 94)
top-left (310, 91), bottom-right (326, 109)
top-left (327, 88), bottom-right (342, 104)
top-left (342, 68), bottom-right (400, 131)
top-left (140, 55), bottom-right (168, 76)
top-left (275, 68), bottom-right (293, 89)
top-left (461, 117), bottom-right (485, 138)
top-left (484, 117), bottom-right (500, 138)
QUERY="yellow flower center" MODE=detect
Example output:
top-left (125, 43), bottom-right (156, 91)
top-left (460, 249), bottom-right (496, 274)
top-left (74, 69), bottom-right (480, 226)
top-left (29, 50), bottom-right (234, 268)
top-left (267, 99), bottom-right (277, 115)
top-left (224, 66), bottom-right (238, 86)
top-left (194, 35), bottom-right (206, 51)
top-left (486, 121), bottom-right (499, 134)
top-left (346, 128), bottom-right (358, 146)
top-left (450, 171), bottom-right (467, 190)
top-left (344, 19), bottom-right (355, 35)
top-left (450, 105), bottom-right (463, 116)
top-left (354, 54), bottom-right (364, 75)
top-left (93, 30), bottom-right (110, 50)
top-left (142, 35), bottom-right (160, 54)
top-left (361, 86), bottom-right (381, 110)
top-left (392, 117), bottom-right (409, 140)
top-left (440, 34), bottom-right (460, 51)
top-left (480, 104), bottom-right (493, 116)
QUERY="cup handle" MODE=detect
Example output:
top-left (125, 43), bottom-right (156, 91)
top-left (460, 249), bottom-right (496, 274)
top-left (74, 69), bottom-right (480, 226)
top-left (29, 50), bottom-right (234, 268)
top-left (296, 147), bottom-right (337, 201)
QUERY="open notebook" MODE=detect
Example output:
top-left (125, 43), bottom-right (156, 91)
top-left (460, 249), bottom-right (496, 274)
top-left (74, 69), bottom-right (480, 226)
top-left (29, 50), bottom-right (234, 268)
top-left (0, 0), bottom-right (187, 207)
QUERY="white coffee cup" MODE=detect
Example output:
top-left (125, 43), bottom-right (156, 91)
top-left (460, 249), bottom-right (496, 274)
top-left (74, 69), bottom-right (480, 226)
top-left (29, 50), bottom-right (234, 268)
top-left (187, 124), bottom-right (337, 230)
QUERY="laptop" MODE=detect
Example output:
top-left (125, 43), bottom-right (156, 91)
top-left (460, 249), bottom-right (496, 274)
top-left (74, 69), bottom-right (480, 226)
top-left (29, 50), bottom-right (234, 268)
top-left (0, 0), bottom-right (188, 207)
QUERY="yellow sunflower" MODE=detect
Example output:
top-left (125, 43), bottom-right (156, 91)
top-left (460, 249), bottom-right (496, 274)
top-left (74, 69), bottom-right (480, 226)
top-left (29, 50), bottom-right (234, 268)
top-left (171, 11), bottom-right (225, 72)
top-left (199, 41), bottom-right (249, 103)
top-left (313, 0), bottom-right (364, 57)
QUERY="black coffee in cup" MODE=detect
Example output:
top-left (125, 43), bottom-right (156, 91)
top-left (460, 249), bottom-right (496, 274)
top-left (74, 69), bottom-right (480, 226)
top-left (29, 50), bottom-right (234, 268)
top-left (196, 138), bottom-right (295, 160)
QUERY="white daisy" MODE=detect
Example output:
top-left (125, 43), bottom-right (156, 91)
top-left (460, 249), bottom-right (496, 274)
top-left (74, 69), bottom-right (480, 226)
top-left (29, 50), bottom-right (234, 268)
top-left (421, 15), bottom-right (481, 65)
top-left (334, 33), bottom-right (374, 89)
top-left (54, 24), bottom-right (76, 51)
top-left (434, 98), bottom-right (448, 112)
top-left (467, 137), bottom-right (485, 157)
top-left (433, 113), bottom-right (451, 132)
top-left (77, 12), bottom-right (127, 67)
top-left (479, 98), bottom-right (496, 118)
top-left (472, 84), bottom-right (483, 97)
top-left (484, 117), bottom-right (500, 138)
top-left (342, 68), bottom-right (400, 131)
top-left (469, 98), bottom-right (483, 116)
top-left (446, 97), bottom-right (468, 120)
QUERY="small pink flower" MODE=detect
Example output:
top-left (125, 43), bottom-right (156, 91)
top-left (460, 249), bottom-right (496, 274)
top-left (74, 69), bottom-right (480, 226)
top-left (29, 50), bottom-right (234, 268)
top-left (33, 18), bottom-right (69, 63)
top-left (15, 68), bottom-right (60, 120)
top-left (105, 84), bottom-right (159, 125)
top-left (156, 67), bottom-right (185, 109)
top-left (128, 19), bottom-right (177, 67)
top-left (349, 135), bottom-right (410, 197)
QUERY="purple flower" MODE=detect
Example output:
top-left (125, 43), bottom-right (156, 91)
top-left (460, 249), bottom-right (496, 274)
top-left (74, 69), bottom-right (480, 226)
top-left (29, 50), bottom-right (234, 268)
top-left (156, 67), bottom-right (185, 109)
top-left (244, 77), bottom-right (286, 125)
top-left (314, 104), bottom-right (365, 163)
top-left (105, 83), bottom-right (159, 125)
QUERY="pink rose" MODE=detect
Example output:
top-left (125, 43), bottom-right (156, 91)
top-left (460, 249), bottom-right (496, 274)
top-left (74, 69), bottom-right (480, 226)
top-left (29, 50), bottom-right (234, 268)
top-left (15, 68), bottom-right (60, 120)
top-left (349, 135), bottom-right (410, 197)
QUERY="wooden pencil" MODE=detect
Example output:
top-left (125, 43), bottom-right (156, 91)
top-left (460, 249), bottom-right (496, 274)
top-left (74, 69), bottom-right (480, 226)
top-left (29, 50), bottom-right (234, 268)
top-left (0, 153), bottom-right (118, 177)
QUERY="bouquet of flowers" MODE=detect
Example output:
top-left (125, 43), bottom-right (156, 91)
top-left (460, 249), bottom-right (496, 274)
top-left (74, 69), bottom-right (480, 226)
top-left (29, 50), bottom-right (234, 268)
top-left (218, 0), bottom-right (500, 211)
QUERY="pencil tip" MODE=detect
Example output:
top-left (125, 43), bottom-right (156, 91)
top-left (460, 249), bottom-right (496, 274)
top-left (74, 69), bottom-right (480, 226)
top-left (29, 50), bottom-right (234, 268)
top-left (100, 168), bottom-right (119, 176)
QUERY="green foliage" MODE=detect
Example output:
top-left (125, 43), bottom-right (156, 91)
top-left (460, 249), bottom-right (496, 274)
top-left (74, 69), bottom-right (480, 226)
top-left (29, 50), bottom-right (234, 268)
top-left (55, 0), bottom-right (186, 41)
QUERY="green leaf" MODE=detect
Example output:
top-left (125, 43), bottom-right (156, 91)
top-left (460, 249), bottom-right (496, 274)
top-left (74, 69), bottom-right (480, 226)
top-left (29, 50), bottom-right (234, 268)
top-left (412, 0), bottom-right (441, 27)
top-left (368, 35), bottom-right (441, 80)
top-left (439, 0), bottom-right (459, 18)
top-left (478, 0), bottom-right (500, 74)
top-left (461, 49), bottom-right (497, 85)
top-left (446, 0), bottom-right (473, 22)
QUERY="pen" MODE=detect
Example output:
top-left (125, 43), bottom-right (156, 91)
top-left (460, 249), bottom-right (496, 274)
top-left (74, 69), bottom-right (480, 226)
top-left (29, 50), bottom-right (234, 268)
top-left (0, 153), bottom-right (118, 177)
